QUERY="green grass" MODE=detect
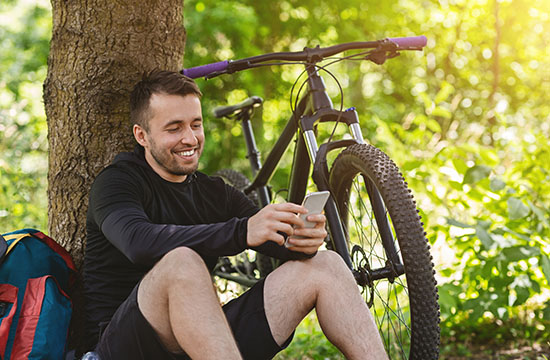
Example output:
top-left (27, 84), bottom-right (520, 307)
top-left (274, 311), bottom-right (344, 360)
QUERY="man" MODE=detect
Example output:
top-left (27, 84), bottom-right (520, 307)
top-left (81, 70), bottom-right (388, 359)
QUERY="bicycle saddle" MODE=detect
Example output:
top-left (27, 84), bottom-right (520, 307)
top-left (213, 96), bottom-right (263, 118)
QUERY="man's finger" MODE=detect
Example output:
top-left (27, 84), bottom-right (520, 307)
top-left (286, 238), bottom-right (323, 247)
top-left (271, 202), bottom-right (307, 214)
top-left (287, 245), bottom-right (320, 254)
top-left (305, 213), bottom-right (326, 223)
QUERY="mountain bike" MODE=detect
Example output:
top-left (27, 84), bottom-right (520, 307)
top-left (182, 36), bottom-right (440, 359)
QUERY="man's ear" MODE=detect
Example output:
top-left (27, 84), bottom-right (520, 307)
top-left (133, 124), bottom-right (148, 147)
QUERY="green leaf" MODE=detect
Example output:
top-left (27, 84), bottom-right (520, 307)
top-left (541, 255), bottom-right (550, 284)
top-left (434, 81), bottom-right (455, 104)
top-left (467, 188), bottom-right (484, 201)
top-left (449, 180), bottom-right (463, 191)
top-left (513, 286), bottom-right (531, 306)
top-left (501, 226), bottom-right (532, 243)
top-left (490, 177), bottom-right (506, 191)
top-left (451, 158), bottom-right (468, 174)
top-left (447, 218), bottom-right (472, 228)
top-left (501, 246), bottom-right (540, 262)
top-left (420, 93), bottom-right (433, 110)
top-left (463, 165), bottom-right (492, 184)
top-left (528, 200), bottom-right (549, 228)
top-left (478, 220), bottom-right (492, 229)
top-left (431, 106), bottom-right (452, 119)
top-left (426, 118), bottom-right (442, 132)
top-left (438, 287), bottom-right (458, 309)
top-left (476, 225), bottom-right (494, 249)
top-left (402, 160), bottom-right (423, 171)
top-left (489, 275), bottom-right (514, 289)
top-left (507, 197), bottom-right (530, 220)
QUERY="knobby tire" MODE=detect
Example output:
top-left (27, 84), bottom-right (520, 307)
top-left (329, 143), bottom-right (440, 360)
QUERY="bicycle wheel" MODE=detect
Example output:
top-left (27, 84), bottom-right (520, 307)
top-left (214, 169), bottom-right (275, 279)
top-left (328, 143), bottom-right (440, 360)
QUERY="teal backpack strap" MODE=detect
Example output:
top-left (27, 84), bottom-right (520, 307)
top-left (0, 235), bottom-right (7, 264)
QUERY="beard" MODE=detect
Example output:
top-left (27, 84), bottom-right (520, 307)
top-left (148, 139), bottom-right (201, 178)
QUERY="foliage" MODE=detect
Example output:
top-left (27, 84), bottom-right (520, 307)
top-left (1, 0), bottom-right (550, 355)
top-left (274, 312), bottom-right (343, 360)
top-left (0, 0), bottom-right (51, 231)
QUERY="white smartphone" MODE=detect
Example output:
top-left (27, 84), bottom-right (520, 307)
top-left (285, 191), bottom-right (330, 247)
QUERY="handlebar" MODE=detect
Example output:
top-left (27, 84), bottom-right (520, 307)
top-left (182, 35), bottom-right (427, 79)
top-left (388, 35), bottom-right (427, 48)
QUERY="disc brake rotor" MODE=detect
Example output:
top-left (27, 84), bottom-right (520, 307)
top-left (351, 244), bottom-right (375, 308)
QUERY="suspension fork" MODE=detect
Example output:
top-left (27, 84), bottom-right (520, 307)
top-left (364, 177), bottom-right (405, 279)
top-left (312, 137), bottom-right (404, 281)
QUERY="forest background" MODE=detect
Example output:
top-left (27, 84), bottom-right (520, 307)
top-left (1, 0), bottom-right (549, 358)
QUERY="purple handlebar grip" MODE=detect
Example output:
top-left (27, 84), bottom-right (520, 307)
top-left (182, 60), bottom-right (230, 79)
top-left (389, 35), bottom-right (427, 48)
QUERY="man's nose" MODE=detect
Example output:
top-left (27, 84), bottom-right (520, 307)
top-left (180, 127), bottom-right (198, 145)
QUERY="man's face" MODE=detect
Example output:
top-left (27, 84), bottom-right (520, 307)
top-left (134, 93), bottom-right (204, 182)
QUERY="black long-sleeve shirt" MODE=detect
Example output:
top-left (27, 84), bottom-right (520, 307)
top-left (81, 146), bottom-right (310, 352)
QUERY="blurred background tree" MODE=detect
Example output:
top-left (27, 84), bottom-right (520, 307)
top-left (0, 0), bottom-right (50, 231)
top-left (1, 0), bottom-right (549, 357)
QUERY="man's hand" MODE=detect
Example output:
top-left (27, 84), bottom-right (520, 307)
top-left (286, 213), bottom-right (327, 254)
top-left (247, 203), bottom-right (327, 254)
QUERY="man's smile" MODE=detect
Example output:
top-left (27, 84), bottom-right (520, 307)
top-left (175, 148), bottom-right (198, 157)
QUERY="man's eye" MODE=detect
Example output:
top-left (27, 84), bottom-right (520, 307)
top-left (166, 128), bottom-right (178, 133)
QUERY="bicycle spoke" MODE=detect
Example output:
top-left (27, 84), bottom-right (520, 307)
top-left (347, 174), bottom-right (414, 358)
top-left (372, 283), bottom-right (410, 329)
top-left (370, 281), bottom-right (410, 356)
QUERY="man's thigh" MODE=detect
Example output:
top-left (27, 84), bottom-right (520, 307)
top-left (96, 279), bottom-right (289, 360)
top-left (97, 272), bottom-right (294, 360)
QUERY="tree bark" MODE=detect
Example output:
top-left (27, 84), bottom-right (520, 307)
top-left (44, 0), bottom-right (185, 267)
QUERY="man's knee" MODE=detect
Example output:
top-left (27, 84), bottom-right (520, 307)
top-left (161, 246), bottom-right (205, 267)
top-left (151, 247), bottom-right (210, 285)
top-left (310, 250), bottom-right (349, 272)
top-left (283, 250), bottom-right (351, 283)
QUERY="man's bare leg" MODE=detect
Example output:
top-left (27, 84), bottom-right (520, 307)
top-left (264, 250), bottom-right (388, 360)
top-left (137, 247), bottom-right (241, 359)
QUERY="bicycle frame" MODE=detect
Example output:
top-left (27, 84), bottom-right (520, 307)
top-left (236, 63), bottom-right (405, 281)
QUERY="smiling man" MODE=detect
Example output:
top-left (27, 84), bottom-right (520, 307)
top-left (134, 92), bottom-right (204, 182)
top-left (80, 70), bottom-right (387, 360)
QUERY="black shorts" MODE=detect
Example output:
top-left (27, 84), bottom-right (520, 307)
top-left (95, 278), bottom-right (293, 360)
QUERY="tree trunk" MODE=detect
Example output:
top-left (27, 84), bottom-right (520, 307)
top-left (44, 0), bottom-right (185, 268)
top-left (44, 1), bottom-right (185, 350)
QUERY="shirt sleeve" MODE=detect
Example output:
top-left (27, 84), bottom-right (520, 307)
top-left (89, 168), bottom-right (248, 267)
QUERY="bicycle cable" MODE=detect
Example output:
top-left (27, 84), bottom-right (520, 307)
top-left (285, 61), bottom-right (347, 190)
top-left (288, 61), bottom-right (346, 142)
top-left (290, 48), bottom-right (389, 145)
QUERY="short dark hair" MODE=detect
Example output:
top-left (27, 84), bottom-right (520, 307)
top-left (130, 70), bottom-right (202, 131)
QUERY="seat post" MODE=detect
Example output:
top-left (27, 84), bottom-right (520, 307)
top-left (240, 109), bottom-right (262, 176)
